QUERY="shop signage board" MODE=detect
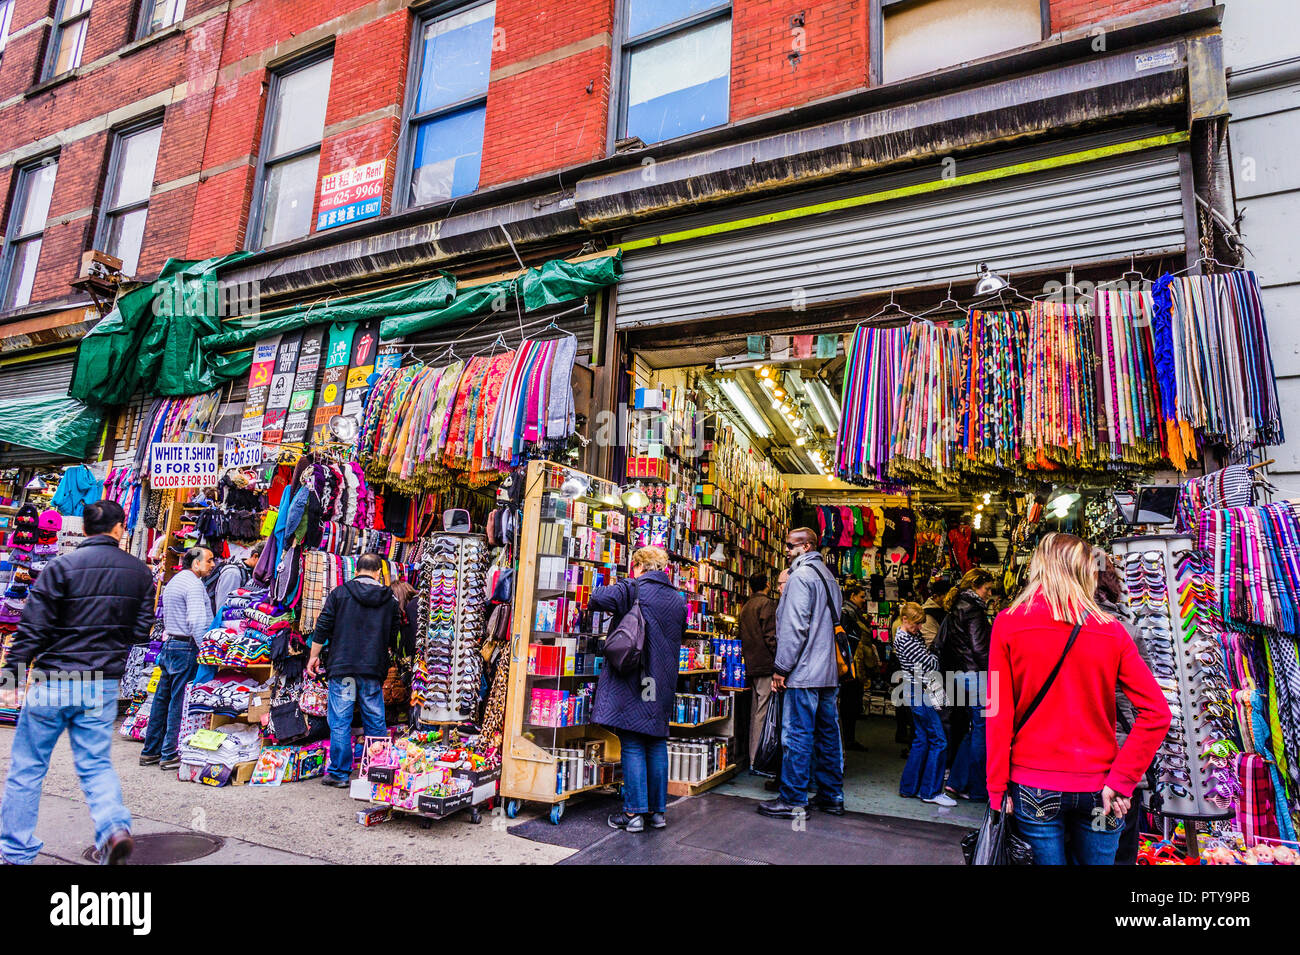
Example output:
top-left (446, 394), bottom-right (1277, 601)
top-left (261, 331), bottom-right (304, 449)
top-left (223, 430), bottom-right (263, 468)
top-left (150, 443), bottom-right (218, 489)
top-left (242, 335), bottom-right (282, 431)
top-left (311, 322), bottom-right (358, 446)
top-left (340, 320), bottom-right (379, 423)
top-left (316, 160), bottom-right (385, 231)
top-left (282, 327), bottom-right (325, 444)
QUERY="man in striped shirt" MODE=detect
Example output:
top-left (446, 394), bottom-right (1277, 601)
top-left (141, 547), bottom-right (215, 771)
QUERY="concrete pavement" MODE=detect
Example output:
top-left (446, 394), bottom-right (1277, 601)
top-left (0, 726), bottom-right (573, 865)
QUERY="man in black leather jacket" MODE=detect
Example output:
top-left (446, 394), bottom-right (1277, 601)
top-left (0, 500), bottom-right (153, 865)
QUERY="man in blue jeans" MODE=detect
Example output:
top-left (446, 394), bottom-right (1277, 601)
top-left (141, 546), bottom-right (215, 771)
top-left (1, 500), bottom-right (154, 865)
top-left (307, 554), bottom-right (398, 787)
top-left (758, 528), bottom-right (845, 818)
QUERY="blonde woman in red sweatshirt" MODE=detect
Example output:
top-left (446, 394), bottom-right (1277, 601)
top-left (986, 533), bottom-right (1170, 865)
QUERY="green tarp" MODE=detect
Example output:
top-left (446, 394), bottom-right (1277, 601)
top-left (0, 393), bottom-right (104, 459)
top-left (68, 249), bottom-right (622, 405)
top-left (200, 274), bottom-right (458, 351)
top-left (69, 252), bottom-right (254, 406)
top-left (380, 252), bottom-right (623, 339)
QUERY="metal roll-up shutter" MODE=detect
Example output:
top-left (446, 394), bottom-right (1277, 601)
top-left (0, 351), bottom-right (83, 466)
top-left (615, 128), bottom-right (1187, 330)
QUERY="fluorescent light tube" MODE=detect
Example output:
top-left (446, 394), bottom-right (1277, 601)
top-left (720, 379), bottom-right (771, 438)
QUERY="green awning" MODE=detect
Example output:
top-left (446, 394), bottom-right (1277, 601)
top-left (379, 251), bottom-right (623, 339)
top-left (0, 393), bottom-right (104, 459)
top-left (68, 249), bottom-right (622, 405)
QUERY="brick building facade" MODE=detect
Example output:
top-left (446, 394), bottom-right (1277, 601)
top-left (0, 0), bottom-right (1259, 472)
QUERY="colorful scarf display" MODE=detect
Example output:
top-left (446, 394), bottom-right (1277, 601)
top-left (837, 271), bottom-right (1282, 487)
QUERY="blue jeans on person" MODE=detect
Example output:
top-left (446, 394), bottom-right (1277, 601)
top-left (1010, 783), bottom-right (1125, 865)
top-left (900, 700), bottom-right (947, 799)
top-left (1, 677), bottom-right (130, 864)
top-left (780, 686), bottom-right (844, 807)
top-left (617, 730), bottom-right (668, 814)
top-left (141, 639), bottom-right (199, 761)
top-left (947, 671), bottom-right (987, 799)
top-left (326, 677), bottom-right (387, 780)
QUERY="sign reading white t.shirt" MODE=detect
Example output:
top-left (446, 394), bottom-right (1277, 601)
top-left (150, 443), bottom-right (218, 489)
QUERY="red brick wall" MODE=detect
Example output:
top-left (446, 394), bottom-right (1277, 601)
top-left (730, 0), bottom-right (868, 122)
top-left (479, 0), bottom-right (614, 188)
top-left (0, 0), bottom-right (1187, 318)
top-left (1049, 0), bottom-right (1169, 35)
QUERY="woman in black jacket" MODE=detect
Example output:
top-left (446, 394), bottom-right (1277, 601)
top-left (935, 568), bottom-right (994, 800)
top-left (590, 546), bottom-right (687, 833)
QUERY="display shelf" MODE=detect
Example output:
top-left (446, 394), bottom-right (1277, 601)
top-left (669, 714), bottom-right (729, 729)
top-left (501, 461), bottom-right (625, 814)
top-left (666, 762), bottom-right (738, 797)
top-left (677, 668), bottom-right (721, 675)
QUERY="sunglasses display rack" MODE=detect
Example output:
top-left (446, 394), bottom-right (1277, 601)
top-left (1112, 535), bottom-right (1235, 822)
top-left (500, 461), bottom-right (628, 824)
top-left (417, 532), bottom-right (488, 725)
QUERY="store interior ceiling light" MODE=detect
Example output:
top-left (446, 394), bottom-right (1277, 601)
top-left (719, 378), bottom-right (772, 438)
top-left (25, 476), bottom-right (45, 491)
top-left (805, 378), bottom-right (841, 433)
top-left (621, 483), bottom-right (649, 509)
top-left (559, 472), bottom-right (591, 500)
top-left (709, 543), bottom-right (726, 562)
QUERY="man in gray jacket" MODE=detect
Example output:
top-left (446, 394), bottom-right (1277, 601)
top-left (757, 527), bottom-right (845, 818)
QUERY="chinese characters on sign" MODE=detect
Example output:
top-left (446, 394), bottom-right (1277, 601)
top-left (317, 159), bottom-right (386, 231)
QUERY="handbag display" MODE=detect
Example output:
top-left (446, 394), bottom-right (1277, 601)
top-left (298, 676), bottom-right (329, 717)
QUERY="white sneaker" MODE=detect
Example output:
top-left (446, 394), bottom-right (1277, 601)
top-left (922, 793), bottom-right (958, 807)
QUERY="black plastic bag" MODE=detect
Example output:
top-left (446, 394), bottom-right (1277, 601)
top-left (751, 690), bottom-right (784, 777)
top-left (961, 808), bottom-right (1033, 865)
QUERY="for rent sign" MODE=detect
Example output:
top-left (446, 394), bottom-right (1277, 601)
top-left (317, 159), bottom-right (385, 230)
top-left (150, 443), bottom-right (218, 489)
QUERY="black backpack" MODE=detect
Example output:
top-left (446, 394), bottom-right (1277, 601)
top-left (205, 557), bottom-right (251, 605)
top-left (603, 580), bottom-right (647, 677)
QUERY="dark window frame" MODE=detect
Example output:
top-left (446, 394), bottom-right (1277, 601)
top-left (0, 154), bottom-right (59, 310)
top-left (42, 0), bottom-right (93, 81)
top-left (94, 116), bottom-right (163, 276)
top-left (135, 0), bottom-right (186, 41)
top-left (394, 0), bottom-right (497, 213)
top-left (611, 0), bottom-right (732, 146)
top-left (246, 46), bottom-right (334, 251)
top-left (869, 0), bottom-right (1050, 86)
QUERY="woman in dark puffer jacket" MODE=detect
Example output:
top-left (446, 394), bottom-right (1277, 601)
top-left (590, 546), bottom-right (687, 833)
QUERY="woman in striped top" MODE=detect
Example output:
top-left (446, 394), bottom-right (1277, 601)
top-left (895, 602), bottom-right (956, 807)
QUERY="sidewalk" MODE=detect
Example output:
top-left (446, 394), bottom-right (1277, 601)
top-left (0, 727), bottom-right (572, 865)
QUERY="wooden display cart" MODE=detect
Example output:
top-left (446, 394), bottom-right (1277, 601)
top-left (500, 461), bottom-right (624, 825)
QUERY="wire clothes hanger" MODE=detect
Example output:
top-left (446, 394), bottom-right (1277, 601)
top-left (861, 288), bottom-right (922, 327)
top-left (1166, 253), bottom-right (1250, 279)
top-left (1095, 254), bottom-right (1149, 291)
top-left (915, 282), bottom-right (963, 321)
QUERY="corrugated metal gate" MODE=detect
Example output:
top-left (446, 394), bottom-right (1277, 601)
top-left (614, 127), bottom-right (1189, 330)
top-left (0, 351), bottom-right (81, 466)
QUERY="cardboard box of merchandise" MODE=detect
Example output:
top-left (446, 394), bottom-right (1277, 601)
top-left (349, 778), bottom-right (375, 800)
top-left (230, 760), bottom-right (258, 786)
top-left (417, 788), bottom-right (474, 816)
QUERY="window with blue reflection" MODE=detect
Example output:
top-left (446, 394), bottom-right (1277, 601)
top-left (624, 11), bottom-right (730, 145)
top-left (405, 1), bottom-right (495, 206)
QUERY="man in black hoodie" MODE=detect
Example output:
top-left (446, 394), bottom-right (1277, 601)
top-left (306, 553), bottom-right (398, 787)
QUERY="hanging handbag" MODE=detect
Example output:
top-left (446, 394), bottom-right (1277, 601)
top-left (382, 666), bottom-right (408, 705)
top-left (603, 580), bottom-right (647, 677)
top-left (298, 676), bottom-right (329, 717)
